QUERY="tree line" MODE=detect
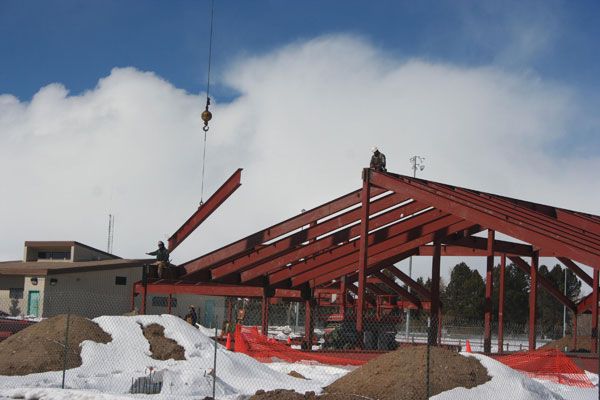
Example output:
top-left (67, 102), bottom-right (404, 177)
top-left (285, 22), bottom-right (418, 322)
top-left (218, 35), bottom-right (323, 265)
top-left (412, 262), bottom-right (581, 338)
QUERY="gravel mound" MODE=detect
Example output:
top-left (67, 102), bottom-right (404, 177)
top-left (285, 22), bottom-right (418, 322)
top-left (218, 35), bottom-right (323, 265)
top-left (141, 323), bottom-right (185, 360)
top-left (325, 345), bottom-right (490, 400)
top-left (0, 314), bottom-right (111, 376)
top-left (541, 335), bottom-right (594, 352)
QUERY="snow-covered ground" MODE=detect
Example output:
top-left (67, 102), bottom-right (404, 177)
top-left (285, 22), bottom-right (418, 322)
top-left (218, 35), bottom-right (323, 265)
top-left (0, 315), bottom-right (597, 400)
top-left (0, 315), bottom-right (328, 399)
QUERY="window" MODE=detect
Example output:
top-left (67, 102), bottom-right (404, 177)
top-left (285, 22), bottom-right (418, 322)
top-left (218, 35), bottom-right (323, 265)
top-left (38, 251), bottom-right (71, 260)
top-left (151, 296), bottom-right (177, 308)
top-left (9, 288), bottom-right (23, 299)
top-left (115, 276), bottom-right (127, 286)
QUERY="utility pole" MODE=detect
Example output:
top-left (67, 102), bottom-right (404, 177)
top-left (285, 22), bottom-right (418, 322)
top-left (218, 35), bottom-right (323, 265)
top-left (406, 156), bottom-right (425, 340)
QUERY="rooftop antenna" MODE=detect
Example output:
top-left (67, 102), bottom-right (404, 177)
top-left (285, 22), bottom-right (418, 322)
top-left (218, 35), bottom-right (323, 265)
top-left (106, 214), bottom-right (115, 254)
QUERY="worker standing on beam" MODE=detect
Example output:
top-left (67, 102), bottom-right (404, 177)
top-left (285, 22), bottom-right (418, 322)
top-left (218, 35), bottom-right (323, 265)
top-left (370, 147), bottom-right (387, 172)
top-left (146, 241), bottom-right (170, 279)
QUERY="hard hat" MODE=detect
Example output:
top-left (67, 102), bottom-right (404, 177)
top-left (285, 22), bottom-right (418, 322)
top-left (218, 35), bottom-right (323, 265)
top-left (371, 146), bottom-right (379, 153)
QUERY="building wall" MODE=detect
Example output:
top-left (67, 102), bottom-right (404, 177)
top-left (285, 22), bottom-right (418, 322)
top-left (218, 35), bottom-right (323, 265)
top-left (24, 245), bottom-right (73, 262)
top-left (136, 294), bottom-right (226, 328)
top-left (72, 244), bottom-right (114, 262)
top-left (23, 276), bottom-right (46, 317)
top-left (0, 276), bottom-right (25, 316)
top-left (42, 266), bottom-right (143, 318)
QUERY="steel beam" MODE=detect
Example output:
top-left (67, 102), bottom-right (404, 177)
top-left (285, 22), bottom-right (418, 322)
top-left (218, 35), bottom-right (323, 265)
top-left (430, 179), bottom-right (600, 250)
top-left (304, 298), bottom-right (314, 349)
top-left (347, 282), bottom-right (377, 307)
top-left (215, 193), bottom-right (410, 282)
top-left (307, 219), bottom-right (476, 288)
top-left (384, 267), bottom-right (432, 300)
top-left (373, 270), bottom-right (421, 308)
top-left (484, 230), bottom-right (494, 353)
top-left (509, 256), bottom-right (576, 311)
top-left (369, 171), bottom-right (600, 267)
top-left (592, 269), bottom-right (599, 351)
top-left (357, 171), bottom-right (371, 334)
top-left (181, 186), bottom-right (386, 276)
top-left (289, 212), bottom-right (459, 287)
top-left (557, 257), bottom-right (593, 287)
top-left (529, 252), bottom-right (539, 351)
top-left (134, 282), bottom-right (264, 297)
top-left (498, 254), bottom-right (506, 354)
top-left (269, 207), bottom-right (443, 287)
top-left (235, 200), bottom-right (426, 283)
top-left (168, 169), bottom-right (242, 252)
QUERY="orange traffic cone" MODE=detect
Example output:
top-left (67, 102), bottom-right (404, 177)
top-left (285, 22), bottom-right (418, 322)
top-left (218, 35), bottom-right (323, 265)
top-left (225, 333), bottom-right (232, 351)
top-left (465, 339), bottom-right (472, 353)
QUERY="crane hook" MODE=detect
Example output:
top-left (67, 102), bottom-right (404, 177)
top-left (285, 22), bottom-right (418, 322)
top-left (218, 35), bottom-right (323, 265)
top-left (201, 97), bottom-right (212, 132)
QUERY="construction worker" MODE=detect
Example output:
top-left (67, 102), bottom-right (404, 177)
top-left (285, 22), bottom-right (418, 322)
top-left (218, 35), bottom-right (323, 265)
top-left (370, 147), bottom-right (387, 172)
top-left (185, 305), bottom-right (198, 326)
top-left (146, 241), bottom-right (170, 279)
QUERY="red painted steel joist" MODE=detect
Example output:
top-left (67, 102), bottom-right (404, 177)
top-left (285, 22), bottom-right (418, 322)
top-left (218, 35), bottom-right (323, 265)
top-left (180, 187), bottom-right (386, 277)
top-left (509, 256), bottom-right (576, 312)
top-left (369, 171), bottom-right (600, 267)
top-left (168, 169), bottom-right (243, 252)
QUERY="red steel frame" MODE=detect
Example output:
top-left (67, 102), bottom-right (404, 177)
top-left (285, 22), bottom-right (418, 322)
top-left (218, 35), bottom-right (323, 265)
top-left (133, 166), bottom-right (600, 352)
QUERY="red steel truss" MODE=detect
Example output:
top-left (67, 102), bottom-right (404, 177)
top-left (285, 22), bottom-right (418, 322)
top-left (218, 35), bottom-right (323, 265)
top-left (133, 167), bottom-right (600, 352)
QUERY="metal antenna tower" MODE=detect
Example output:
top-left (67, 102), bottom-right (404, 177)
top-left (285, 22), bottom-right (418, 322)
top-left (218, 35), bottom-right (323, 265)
top-left (406, 155), bottom-right (425, 340)
top-left (107, 214), bottom-right (115, 254)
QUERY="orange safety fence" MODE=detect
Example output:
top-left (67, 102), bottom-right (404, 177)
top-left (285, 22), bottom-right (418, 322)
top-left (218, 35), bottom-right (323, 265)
top-left (493, 349), bottom-right (594, 388)
top-left (233, 324), bottom-right (366, 366)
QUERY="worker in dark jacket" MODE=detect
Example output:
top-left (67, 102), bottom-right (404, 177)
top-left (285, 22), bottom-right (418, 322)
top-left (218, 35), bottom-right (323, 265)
top-left (146, 241), bottom-right (170, 279)
top-left (370, 147), bottom-right (387, 172)
top-left (185, 305), bottom-right (198, 326)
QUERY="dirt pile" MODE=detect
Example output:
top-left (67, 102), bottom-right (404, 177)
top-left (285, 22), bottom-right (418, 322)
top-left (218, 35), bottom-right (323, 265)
top-left (141, 323), bottom-right (185, 360)
top-left (249, 390), bottom-right (355, 400)
top-left (325, 345), bottom-right (490, 400)
top-left (0, 314), bottom-right (112, 376)
top-left (541, 335), bottom-right (594, 352)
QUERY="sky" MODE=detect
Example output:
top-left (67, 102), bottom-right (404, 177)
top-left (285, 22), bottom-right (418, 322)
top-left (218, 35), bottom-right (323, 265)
top-left (1, 0), bottom-right (599, 286)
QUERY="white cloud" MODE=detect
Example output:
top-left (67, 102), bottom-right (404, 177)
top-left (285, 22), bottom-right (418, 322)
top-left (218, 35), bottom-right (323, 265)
top-left (1, 35), bottom-right (598, 283)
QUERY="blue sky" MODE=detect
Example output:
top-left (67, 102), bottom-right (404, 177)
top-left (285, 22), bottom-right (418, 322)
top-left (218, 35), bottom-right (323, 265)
top-left (1, 1), bottom-right (599, 275)
top-left (2, 0), bottom-right (600, 100)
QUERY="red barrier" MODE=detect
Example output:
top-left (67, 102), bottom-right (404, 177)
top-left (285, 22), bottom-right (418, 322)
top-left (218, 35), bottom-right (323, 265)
top-left (494, 349), bottom-right (594, 388)
top-left (234, 325), bottom-right (366, 366)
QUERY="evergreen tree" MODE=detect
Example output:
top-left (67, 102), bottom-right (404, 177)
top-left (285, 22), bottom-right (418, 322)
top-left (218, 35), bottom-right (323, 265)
top-left (443, 262), bottom-right (484, 321)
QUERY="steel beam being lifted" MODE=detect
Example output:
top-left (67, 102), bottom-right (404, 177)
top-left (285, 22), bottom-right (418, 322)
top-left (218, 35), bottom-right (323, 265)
top-left (168, 169), bottom-right (242, 252)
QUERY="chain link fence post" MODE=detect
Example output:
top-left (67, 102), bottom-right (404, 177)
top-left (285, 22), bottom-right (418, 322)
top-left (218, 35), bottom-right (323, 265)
top-left (61, 310), bottom-right (71, 389)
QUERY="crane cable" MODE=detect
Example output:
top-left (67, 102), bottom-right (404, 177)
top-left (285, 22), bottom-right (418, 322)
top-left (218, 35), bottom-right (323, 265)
top-left (200, 0), bottom-right (215, 204)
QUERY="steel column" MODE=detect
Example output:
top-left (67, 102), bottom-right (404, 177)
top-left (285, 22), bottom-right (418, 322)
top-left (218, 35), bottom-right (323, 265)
top-left (484, 230), bottom-right (495, 353)
top-left (356, 169), bottom-right (371, 334)
top-left (592, 269), bottom-right (599, 352)
top-left (573, 314), bottom-right (578, 350)
top-left (529, 251), bottom-right (539, 350)
top-left (429, 240), bottom-right (441, 345)
top-left (498, 254), bottom-right (506, 354)
top-left (167, 294), bottom-right (173, 314)
top-left (304, 299), bottom-right (314, 349)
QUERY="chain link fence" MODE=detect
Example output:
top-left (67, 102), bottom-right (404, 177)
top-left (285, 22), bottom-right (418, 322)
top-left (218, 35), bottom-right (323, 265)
top-left (0, 293), bottom-right (595, 399)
